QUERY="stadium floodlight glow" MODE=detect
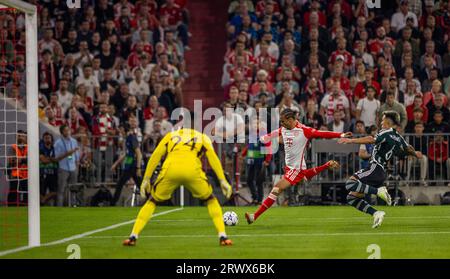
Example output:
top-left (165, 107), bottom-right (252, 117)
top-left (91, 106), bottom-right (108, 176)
top-left (0, 0), bottom-right (40, 247)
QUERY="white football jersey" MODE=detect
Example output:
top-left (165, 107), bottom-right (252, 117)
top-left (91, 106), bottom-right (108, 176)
top-left (263, 122), bottom-right (343, 170)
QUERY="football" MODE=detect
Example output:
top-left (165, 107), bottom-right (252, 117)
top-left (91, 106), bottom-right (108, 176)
top-left (223, 211), bottom-right (238, 226)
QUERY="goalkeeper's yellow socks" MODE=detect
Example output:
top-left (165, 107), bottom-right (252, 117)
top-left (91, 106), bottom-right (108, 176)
top-left (130, 200), bottom-right (156, 238)
top-left (206, 197), bottom-right (227, 238)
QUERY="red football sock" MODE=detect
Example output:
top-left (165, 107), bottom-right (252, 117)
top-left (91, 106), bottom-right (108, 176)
top-left (254, 193), bottom-right (277, 220)
top-left (303, 162), bottom-right (330, 180)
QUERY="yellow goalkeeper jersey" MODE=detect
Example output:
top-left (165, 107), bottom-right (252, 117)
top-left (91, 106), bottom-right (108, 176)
top-left (143, 128), bottom-right (226, 182)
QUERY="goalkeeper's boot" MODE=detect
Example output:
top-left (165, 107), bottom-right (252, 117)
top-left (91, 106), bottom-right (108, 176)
top-left (123, 236), bottom-right (137, 246)
top-left (377, 186), bottom-right (392, 206)
top-left (372, 211), bottom-right (385, 228)
top-left (220, 236), bottom-right (233, 246)
top-left (327, 160), bottom-right (340, 170)
top-left (245, 212), bottom-right (254, 224)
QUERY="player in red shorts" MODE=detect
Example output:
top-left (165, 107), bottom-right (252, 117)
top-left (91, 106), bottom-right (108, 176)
top-left (245, 109), bottom-right (352, 224)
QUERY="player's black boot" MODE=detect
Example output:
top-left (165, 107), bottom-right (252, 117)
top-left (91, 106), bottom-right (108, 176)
top-left (123, 236), bottom-right (137, 246)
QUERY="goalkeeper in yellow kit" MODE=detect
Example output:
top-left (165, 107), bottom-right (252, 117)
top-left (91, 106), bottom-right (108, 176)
top-left (123, 128), bottom-right (233, 246)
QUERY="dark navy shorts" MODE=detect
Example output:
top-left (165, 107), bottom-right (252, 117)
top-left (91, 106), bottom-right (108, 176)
top-left (353, 163), bottom-right (387, 187)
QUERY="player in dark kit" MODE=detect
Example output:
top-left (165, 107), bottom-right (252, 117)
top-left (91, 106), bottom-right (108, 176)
top-left (338, 111), bottom-right (422, 228)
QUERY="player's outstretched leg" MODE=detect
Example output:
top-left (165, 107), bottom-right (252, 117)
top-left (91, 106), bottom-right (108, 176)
top-left (245, 178), bottom-right (291, 224)
top-left (345, 177), bottom-right (391, 205)
top-left (205, 196), bottom-right (232, 246)
top-left (123, 199), bottom-right (157, 246)
top-left (302, 160), bottom-right (340, 180)
top-left (345, 177), bottom-right (389, 228)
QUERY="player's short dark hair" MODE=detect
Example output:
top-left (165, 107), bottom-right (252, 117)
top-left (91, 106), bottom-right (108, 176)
top-left (414, 121), bottom-right (424, 127)
top-left (383, 111), bottom-right (400, 126)
top-left (280, 108), bottom-right (297, 120)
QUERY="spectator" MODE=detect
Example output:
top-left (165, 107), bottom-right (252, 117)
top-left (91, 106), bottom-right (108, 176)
top-left (62, 28), bottom-right (79, 54)
top-left (129, 68), bottom-right (150, 104)
top-left (75, 84), bottom-right (94, 115)
top-left (276, 68), bottom-right (300, 96)
top-left (75, 64), bottom-right (100, 100)
top-left (277, 91), bottom-right (303, 120)
top-left (378, 91), bottom-right (408, 131)
top-left (38, 49), bottom-right (59, 99)
top-left (356, 86), bottom-right (380, 128)
top-left (7, 130), bottom-right (28, 206)
top-left (143, 95), bottom-right (160, 120)
top-left (67, 107), bottom-right (89, 136)
top-left (420, 40), bottom-right (443, 72)
top-left (428, 133), bottom-right (450, 181)
top-left (56, 79), bottom-right (73, 115)
top-left (54, 125), bottom-right (80, 206)
top-left (406, 122), bottom-right (428, 185)
top-left (251, 69), bottom-right (274, 95)
top-left (255, 32), bottom-right (280, 62)
top-left (242, 118), bottom-right (271, 205)
top-left (327, 109), bottom-right (350, 133)
top-left (358, 125), bottom-right (377, 170)
top-left (302, 98), bottom-right (323, 130)
top-left (214, 102), bottom-right (246, 175)
top-left (320, 80), bottom-right (351, 123)
top-left (92, 102), bottom-right (117, 182)
top-left (111, 117), bottom-right (143, 206)
top-left (299, 76), bottom-right (322, 108)
top-left (402, 80), bottom-right (419, 107)
top-left (426, 110), bottom-right (450, 134)
top-left (39, 132), bottom-right (58, 205)
top-left (380, 76), bottom-right (405, 104)
top-left (59, 54), bottom-right (80, 83)
top-left (354, 67), bottom-right (380, 103)
top-left (120, 95), bottom-right (145, 131)
top-left (405, 107), bottom-right (426, 133)
top-left (38, 28), bottom-right (63, 58)
top-left (227, 85), bottom-right (248, 110)
top-left (111, 83), bottom-right (131, 113)
top-left (391, 0), bottom-right (418, 34)
top-left (159, 0), bottom-right (189, 49)
top-left (144, 106), bottom-right (173, 137)
top-left (406, 94), bottom-right (429, 123)
top-left (46, 93), bottom-right (65, 125)
top-left (427, 93), bottom-right (450, 124)
top-left (423, 79), bottom-right (448, 107)
top-left (399, 67), bottom-right (421, 94)
top-left (97, 40), bottom-right (118, 70)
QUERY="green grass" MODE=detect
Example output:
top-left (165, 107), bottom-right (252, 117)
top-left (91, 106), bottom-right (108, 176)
top-left (1, 206), bottom-right (450, 258)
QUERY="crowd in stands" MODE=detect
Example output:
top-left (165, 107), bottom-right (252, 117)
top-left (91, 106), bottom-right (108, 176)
top-left (220, 0), bottom-right (450, 187)
top-left (1, 0), bottom-right (191, 205)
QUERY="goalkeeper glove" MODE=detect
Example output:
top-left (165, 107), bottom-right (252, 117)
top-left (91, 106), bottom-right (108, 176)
top-left (219, 179), bottom-right (232, 200)
top-left (140, 177), bottom-right (151, 199)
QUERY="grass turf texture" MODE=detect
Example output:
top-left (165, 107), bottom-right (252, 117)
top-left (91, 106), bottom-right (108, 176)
top-left (1, 206), bottom-right (450, 259)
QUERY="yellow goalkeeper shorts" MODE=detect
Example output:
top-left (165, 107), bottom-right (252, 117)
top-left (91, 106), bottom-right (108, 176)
top-left (150, 162), bottom-right (213, 202)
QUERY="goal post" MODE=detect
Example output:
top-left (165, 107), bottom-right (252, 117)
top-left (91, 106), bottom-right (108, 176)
top-left (0, 0), bottom-right (40, 247)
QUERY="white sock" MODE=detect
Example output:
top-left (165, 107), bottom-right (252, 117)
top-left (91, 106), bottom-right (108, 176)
top-left (218, 232), bottom-right (227, 239)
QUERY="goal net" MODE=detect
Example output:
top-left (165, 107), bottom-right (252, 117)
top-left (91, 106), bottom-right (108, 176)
top-left (0, 0), bottom-right (39, 253)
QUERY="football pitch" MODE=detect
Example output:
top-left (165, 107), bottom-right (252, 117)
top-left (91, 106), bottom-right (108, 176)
top-left (1, 206), bottom-right (450, 259)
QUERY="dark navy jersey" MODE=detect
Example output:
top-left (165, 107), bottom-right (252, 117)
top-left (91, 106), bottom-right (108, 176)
top-left (370, 128), bottom-right (409, 168)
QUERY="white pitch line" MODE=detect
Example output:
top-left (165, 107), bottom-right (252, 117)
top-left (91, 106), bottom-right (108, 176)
top-left (0, 207), bottom-right (183, 257)
top-left (84, 231), bottom-right (450, 239)
top-left (149, 216), bottom-right (450, 222)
